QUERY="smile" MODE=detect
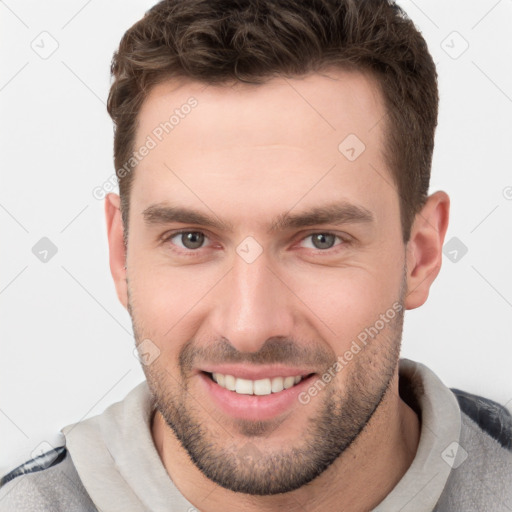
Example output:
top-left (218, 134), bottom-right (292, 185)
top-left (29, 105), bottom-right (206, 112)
top-left (199, 369), bottom-right (316, 421)
top-left (209, 372), bottom-right (308, 395)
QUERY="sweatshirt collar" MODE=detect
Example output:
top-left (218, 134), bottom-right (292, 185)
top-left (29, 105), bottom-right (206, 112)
top-left (63, 358), bottom-right (461, 512)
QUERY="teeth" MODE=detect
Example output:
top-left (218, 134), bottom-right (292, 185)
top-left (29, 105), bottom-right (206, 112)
top-left (253, 378), bottom-right (272, 396)
top-left (224, 374), bottom-right (236, 391)
top-left (271, 377), bottom-right (284, 393)
top-left (283, 376), bottom-right (295, 389)
top-left (235, 378), bottom-right (253, 395)
top-left (211, 372), bottom-right (305, 395)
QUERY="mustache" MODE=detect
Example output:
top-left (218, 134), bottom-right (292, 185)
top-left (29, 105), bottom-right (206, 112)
top-left (179, 337), bottom-right (335, 373)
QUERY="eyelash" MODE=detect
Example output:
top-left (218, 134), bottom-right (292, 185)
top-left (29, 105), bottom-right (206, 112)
top-left (160, 230), bottom-right (350, 256)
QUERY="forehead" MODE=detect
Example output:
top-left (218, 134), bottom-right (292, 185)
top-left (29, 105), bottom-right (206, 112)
top-left (136, 68), bottom-right (385, 149)
top-left (129, 69), bottom-right (397, 231)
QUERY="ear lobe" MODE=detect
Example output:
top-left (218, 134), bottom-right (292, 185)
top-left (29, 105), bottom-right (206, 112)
top-left (105, 193), bottom-right (128, 309)
top-left (405, 191), bottom-right (450, 310)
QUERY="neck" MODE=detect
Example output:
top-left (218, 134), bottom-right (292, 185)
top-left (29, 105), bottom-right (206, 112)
top-left (152, 371), bottom-right (420, 512)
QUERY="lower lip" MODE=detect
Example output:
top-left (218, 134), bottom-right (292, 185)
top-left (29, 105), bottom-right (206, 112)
top-left (199, 372), bottom-right (316, 421)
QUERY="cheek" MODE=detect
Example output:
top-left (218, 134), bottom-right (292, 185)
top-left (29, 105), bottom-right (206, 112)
top-left (128, 269), bottom-right (201, 376)
top-left (288, 264), bottom-right (403, 350)
top-left (128, 263), bottom-right (219, 338)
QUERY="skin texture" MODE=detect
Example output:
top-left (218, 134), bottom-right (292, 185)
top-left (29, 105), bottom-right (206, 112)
top-left (105, 69), bottom-right (450, 511)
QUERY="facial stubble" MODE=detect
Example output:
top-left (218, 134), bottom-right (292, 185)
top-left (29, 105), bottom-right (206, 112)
top-left (128, 284), bottom-right (405, 495)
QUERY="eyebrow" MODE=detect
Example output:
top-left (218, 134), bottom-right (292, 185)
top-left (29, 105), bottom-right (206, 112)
top-left (142, 202), bottom-right (374, 233)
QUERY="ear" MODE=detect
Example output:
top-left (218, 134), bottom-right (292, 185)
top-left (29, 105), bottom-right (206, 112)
top-left (105, 193), bottom-right (128, 310)
top-left (405, 191), bottom-right (450, 310)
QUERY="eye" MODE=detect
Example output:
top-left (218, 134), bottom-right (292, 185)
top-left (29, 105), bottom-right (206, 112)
top-left (299, 233), bottom-right (343, 250)
top-left (162, 230), bottom-right (347, 254)
top-left (168, 231), bottom-right (208, 250)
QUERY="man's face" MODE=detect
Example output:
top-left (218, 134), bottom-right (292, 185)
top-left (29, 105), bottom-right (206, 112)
top-left (125, 69), bottom-right (407, 494)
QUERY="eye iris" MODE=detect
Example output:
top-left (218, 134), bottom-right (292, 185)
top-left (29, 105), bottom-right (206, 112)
top-left (312, 233), bottom-right (335, 250)
top-left (182, 232), bottom-right (204, 249)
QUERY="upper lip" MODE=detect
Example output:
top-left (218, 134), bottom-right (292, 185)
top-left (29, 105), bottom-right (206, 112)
top-left (198, 365), bottom-right (316, 381)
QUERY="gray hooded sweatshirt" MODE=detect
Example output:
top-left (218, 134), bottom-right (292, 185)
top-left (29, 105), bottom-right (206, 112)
top-left (1, 359), bottom-right (511, 511)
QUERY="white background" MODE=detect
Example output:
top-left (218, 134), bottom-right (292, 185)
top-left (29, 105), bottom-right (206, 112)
top-left (1, 0), bottom-right (511, 473)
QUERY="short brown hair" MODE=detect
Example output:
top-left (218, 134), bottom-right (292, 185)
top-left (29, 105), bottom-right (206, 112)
top-left (107, 0), bottom-right (438, 242)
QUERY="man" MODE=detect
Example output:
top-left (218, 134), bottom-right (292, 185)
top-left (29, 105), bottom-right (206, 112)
top-left (1, 0), bottom-right (511, 510)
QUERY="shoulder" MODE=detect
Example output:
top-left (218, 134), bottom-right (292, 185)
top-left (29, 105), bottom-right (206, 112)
top-left (435, 389), bottom-right (512, 511)
top-left (452, 388), bottom-right (512, 450)
top-left (0, 446), bottom-right (97, 512)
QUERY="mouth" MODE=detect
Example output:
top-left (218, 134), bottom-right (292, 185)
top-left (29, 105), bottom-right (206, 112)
top-left (198, 365), bottom-right (318, 421)
top-left (203, 371), bottom-right (315, 396)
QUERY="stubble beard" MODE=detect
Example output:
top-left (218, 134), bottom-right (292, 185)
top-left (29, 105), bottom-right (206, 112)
top-left (128, 287), bottom-right (405, 495)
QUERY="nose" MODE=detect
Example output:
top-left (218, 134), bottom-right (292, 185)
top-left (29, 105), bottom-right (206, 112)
top-left (210, 249), bottom-right (295, 354)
